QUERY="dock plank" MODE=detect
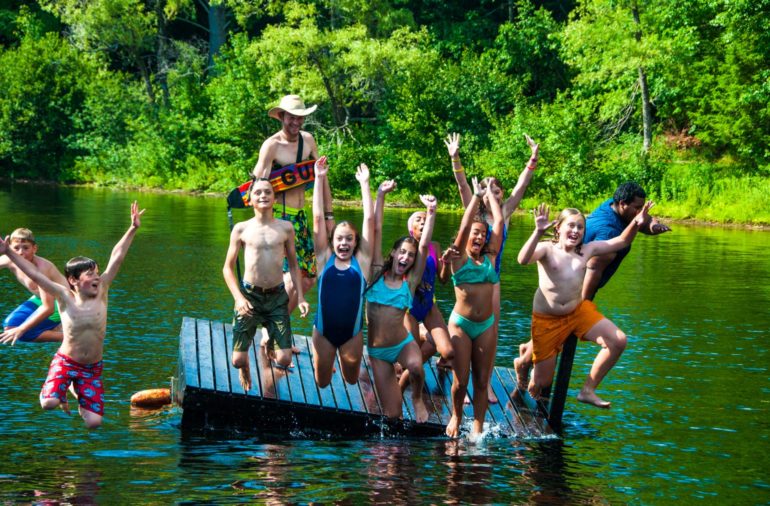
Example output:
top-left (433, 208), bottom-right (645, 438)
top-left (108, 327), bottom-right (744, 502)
top-left (180, 317), bottom-right (199, 388)
top-left (196, 319), bottom-right (215, 390)
top-left (210, 321), bottom-right (231, 393)
top-left (223, 323), bottom-right (246, 396)
top-left (293, 336), bottom-right (322, 407)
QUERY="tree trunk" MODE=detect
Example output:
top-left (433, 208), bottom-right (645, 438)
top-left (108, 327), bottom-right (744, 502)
top-left (208, 2), bottom-right (229, 72)
top-left (632, 2), bottom-right (652, 153)
top-left (638, 66), bottom-right (652, 153)
top-left (155, 0), bottom-right (170, 106)
top-left (138, 57), bottom-right (156, 105)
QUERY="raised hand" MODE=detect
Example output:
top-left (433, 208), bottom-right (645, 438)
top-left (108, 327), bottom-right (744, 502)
top-left (634, 200), bottom-right (655, 227)
top-left (533, 203), bottom-right (556, 233)
top-left (525, 134), bottom-right (539, 159)
top-left (130, 201), bottom-right (146, 228)
top-left (441, 245), bottom-right (461, 264)
top-left (315, 156), bottom-right (329, 178)
top-left (650, 217), bottom-right (671, 234)
top-left (0, 235), bottom-right (8, 256)
top-left (378, 179), bottom-right (397, 194)
top-left (355, 163), bottom-right (369, 183)
top-left (472, 177), bottom-right (485, 198)
top-left (444, 132), bottom-right (460, 159)
top-left (420, 194), bottom-right (437, 211)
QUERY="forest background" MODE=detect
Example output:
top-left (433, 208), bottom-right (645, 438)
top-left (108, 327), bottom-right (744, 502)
top-left (0, 0), bottom-right (768, 224)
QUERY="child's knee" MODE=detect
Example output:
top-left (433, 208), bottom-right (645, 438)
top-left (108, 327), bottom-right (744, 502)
top-left (231, 353), bottom-right (248, 369)
top-left (83, 413), bottom-right (103, 429)
top-left (40, 397), bottom-right (59, 410)
top-left (610, 331), bottom-right (627, 352)
top-left (274, 350), bottom-right (292, 368)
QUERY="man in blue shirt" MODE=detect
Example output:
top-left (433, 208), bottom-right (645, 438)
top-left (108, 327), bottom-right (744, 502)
top-left (582, 182), bottom-right (671, 300)
top-left (514, 181), bottom-right (671, 390)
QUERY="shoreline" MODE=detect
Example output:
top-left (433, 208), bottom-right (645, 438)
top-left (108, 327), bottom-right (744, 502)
top-left (3, 178), bottom-right (768, 230)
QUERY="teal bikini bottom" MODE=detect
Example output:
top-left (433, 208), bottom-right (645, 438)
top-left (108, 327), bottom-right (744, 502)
top-left (367, 333), bottom-right (415, 364)
top-left (449, 311), bottom-right (495, 340)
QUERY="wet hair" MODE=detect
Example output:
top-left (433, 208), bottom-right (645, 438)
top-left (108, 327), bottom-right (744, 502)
top-left (466, 217), bottom-right (493, 256)
top-left (10, 228), bottom-right (36, 244)
top-left (613, 182), bottom-right (646, 205)
top-left (552, 208), bottom-right (585, 255)
top-left (248, 177), bottom-right (273, 202)
top-left (331, 221), bottom-right (360, 256)
top-left (365, 236), bottom-right (418, 294)
top-left (477, 176), bottom-right (504, 219)
top-left (65, 256), bottom-right (98, 287)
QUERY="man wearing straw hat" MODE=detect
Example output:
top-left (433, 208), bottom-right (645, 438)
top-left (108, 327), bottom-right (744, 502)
top-left (252, 95), bottom-right (334, 319)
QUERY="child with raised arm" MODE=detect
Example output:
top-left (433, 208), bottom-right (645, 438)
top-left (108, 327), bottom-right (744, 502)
top-left (365, 180), bottom-right (437, 424)
top-left (445, 132), bottom-right (539, 404)
top-left (443, 177), bottom-right (504, 438)
top-left (223, 178), bottom-right (310, 392)
top-left (1, 229), bottom-right (68, 345)
top-left (311, 158), bottom-right (373, 387)
top-left (517, 201), bottom-right (652, 408)
top-left (0, 202), bottom-right (145, 428)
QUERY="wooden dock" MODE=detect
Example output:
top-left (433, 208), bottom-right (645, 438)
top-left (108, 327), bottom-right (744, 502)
top-left (174, 317), bottom-right (555, 438)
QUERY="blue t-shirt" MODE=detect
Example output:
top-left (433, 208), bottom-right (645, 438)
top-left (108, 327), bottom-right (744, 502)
top-left (584, 198), bottom-right (631, 291)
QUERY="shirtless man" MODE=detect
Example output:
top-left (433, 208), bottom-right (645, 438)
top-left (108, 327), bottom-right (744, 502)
top-left (1, 228), bottom-right (68, 345)
top-left (517, 201), bottom-right (651, 408)
top-left (223, 178), bottom-right (310, 392)
top-left (0, 202), bottom-right (145, 428)
top-left (252, 95), bottom-right (334, 314)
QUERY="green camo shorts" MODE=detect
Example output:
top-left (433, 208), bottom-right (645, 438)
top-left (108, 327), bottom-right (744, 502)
top-left (232, 283), bottom-right (292, 352)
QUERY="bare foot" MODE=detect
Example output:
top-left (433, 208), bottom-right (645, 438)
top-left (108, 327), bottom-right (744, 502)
top-left (413, 397), bottom-right (429, 423)
top-left (239, 366), bottom-right (252, 392)
top-left (513, 357), bottom-right (530, 389)
top-left (488, 385), bottom-right (498, 404)
top-left (577, 389), bottom-right (611, 409)
top-left (59, 398), bottom-right (71, 415)
top-left (471, 419), bottom-right (484, 439)
top-left (463, 394), bottom-right (471, 405)
top-left (445, 414), bottom-right (461, 438)
top-left (292, 345), bottom-right (301, 354)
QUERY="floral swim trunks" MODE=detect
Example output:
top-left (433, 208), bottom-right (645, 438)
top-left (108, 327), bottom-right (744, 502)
top-left (274, 205), bottom-right (317, 278)
top-left (40, 352), bottom-right (105, 415)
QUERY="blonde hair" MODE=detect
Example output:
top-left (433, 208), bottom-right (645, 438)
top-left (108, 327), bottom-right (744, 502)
top-left (552, 208), bottom-right (585, 255)
top-left (10, 228), bottom-right (36, 245)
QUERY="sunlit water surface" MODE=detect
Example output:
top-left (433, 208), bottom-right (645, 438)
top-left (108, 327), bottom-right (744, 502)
top-left (0, 183), bottom-right (768, 504)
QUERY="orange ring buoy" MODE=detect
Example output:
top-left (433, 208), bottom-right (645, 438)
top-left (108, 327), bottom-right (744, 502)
top-left (130, 388), bottom-right (171, 408)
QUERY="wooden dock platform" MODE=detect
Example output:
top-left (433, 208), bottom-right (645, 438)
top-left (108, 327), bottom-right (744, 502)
top-left (174, 317), bottom-right (555, 438)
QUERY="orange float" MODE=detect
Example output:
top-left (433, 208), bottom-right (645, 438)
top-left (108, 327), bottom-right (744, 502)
top-left (130, 388), bottom-right (171, 408)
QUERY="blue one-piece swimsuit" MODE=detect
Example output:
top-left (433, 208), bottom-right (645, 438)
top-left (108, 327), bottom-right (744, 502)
top-left (315, 255), bottom-right (366, 347)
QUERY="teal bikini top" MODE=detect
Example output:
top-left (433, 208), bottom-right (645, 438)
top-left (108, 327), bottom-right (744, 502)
top-left (451, 255), bottom-right (500, 286)
top-left (365, 275), bottom-right (413, 310)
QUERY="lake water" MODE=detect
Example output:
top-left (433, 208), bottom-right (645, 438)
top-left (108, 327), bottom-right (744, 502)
top-left (0, 182), bottom-right (768, 504)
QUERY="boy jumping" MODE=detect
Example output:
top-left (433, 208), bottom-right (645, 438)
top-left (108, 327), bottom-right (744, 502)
top-left (0, 202), bottom-right (145, 428)
top-left (223, 178), bottom-right (310, 392)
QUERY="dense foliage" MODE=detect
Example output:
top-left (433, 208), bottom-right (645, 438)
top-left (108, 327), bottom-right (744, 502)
top-left (1, 0), bottom-right (768, 223)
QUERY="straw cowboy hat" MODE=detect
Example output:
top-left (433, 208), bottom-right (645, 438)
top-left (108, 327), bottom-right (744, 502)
top-left (268, 95), bottom-right (318, 120)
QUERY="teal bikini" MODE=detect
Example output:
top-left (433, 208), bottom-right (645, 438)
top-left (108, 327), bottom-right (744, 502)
top-left (365, 276), bottom-right (415, 363)
top-left (450, 256), bottom-right (499, 340)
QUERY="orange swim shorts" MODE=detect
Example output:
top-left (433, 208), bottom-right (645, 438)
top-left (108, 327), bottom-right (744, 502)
top-left (531, 300), bottom-right (605, 363)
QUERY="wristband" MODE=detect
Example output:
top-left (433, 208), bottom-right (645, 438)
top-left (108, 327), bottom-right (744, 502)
top-left (526, 156), bottom-right (538, 171)
top-left (324, 212), bottom-right (335, 221)
top-left (427, 207), bottom-right (436, 214)
top-left (452, 166), bottom-right (464, 173)
top-left (451, 157), bottom-right (461, 162)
